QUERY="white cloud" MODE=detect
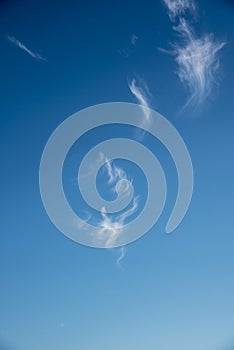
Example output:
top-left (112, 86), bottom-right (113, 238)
top-left (99, 152), bottom-right (132, 196)
top-left (128, 78), bottom-right (152, 138)
top-left (163, 0), bottom-right (195, 21)
top-left (78, 152), bottom-right (137, 265)
top-left (7, 35), bottom-right (46, 61)
top-left (162, 0), bottom-right (225, 108)
top-left (116, 246), bottom-right (126, 269)
top-left (97, 155), bottom-right (139, 268)
top-left (129, 79), bottom-right (151, 121)
top-left (101, 153), bottom-right (127, 186)
top-left (97, 196), bottom-right (139, 249)
top-left (173, 19), bottom-right (225, 106)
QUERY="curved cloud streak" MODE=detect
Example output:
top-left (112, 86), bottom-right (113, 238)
top-left (128, 78), bottom-right (152, 139)
top-left (97, 196), bottom-right (139, 248)
top-left (129, 78), bottom-right (151, 122)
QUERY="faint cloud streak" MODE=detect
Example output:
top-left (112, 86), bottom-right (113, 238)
top-left (131, 34), bottom-right (138, 45)
top-left (7, 35), bottom-right (46, 61)
top-left (116, 246), bottom-right (126, 269)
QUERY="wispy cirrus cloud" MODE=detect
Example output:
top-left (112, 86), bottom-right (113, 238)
top-left (97, 196), bottom-right (139, 249)
top-left (128, 78), bottom-right (153, 140)
top-left (128, 78), bottom-right (152, 138)
top-left (173, 19), bottom-right (225, 107)
top-left (7, 35), bottom-right (46, 61)
top-left (163, 0), bottom-right (195, 21)
top-left (100, 152), bottom-right (133, 197)
top-left (162, 0), bottom-right (225, 108)
top-left (97, 156), bottom-right (139, 266)
top-left (79, 152), bottom-right (136, 266)
top-left (116, 246), bottom-right (126, 268)
top-left (129, 78), bottom-right (151, 121)
top-left (102, 153), bottom-right (128, 187)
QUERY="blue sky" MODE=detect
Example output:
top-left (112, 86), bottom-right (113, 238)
top-left (0, 0), bottom-right (234, 349)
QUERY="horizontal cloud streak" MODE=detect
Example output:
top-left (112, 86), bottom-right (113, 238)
top-left (7, 35), bottom-right (46, 61)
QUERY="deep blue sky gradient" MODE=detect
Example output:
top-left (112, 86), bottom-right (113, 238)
top-left (0, 1), bottom-right (234, 349)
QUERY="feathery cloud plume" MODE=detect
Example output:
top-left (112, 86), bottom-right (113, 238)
top-left (162, 0), bottom-right (225, 107)
top-left (163, 0), bottom-right (195, 21)
top-left (173, 19), bottom-right (225, 106)
top-left (7, 35), bottom-right (46, 61)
